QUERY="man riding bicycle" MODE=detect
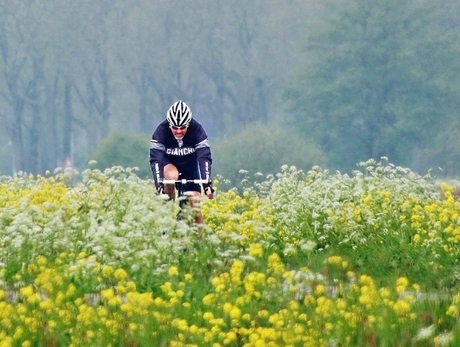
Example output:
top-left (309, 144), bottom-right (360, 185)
top-left (149, 100), bottom-right (214, 225)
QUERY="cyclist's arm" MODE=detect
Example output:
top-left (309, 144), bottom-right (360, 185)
top-left (196, 138), bottom-right (212, 186)
top-left (150, 138), bottom-right (166, 191)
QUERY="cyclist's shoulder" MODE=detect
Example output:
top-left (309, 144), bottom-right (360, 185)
top-left (156, 120), bottom-right (170, 130)
top-left (152, 120), bottom-right (170, 138)
top-left (188, 118), bottom-right (202, 128)
top-left (188, 119), bottom-right (208, 137)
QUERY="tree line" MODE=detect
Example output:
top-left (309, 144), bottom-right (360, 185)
top-left (0, 0), bottom-right (459, 182)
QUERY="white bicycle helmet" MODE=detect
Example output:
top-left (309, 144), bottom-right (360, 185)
top-left (167, 100), bottom-right (192, 127)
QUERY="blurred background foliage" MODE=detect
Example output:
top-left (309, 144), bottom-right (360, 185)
top-left (90, 132), bottom-right (151, 179)
top-left (212, 122), bottom-right (327, 187)
top-left (0, 0), bottom-right (459, 182)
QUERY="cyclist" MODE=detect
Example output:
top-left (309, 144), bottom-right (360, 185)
top-left (149, 100), bottom-right (214, 226)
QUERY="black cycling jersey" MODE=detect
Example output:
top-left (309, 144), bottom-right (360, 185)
top-left (149, 119), bottom-right (212, 191)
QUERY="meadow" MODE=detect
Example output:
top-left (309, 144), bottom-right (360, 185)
top-left (0, 157), bottom-right (459, 346)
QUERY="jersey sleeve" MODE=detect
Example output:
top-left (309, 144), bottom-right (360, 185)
top-left (194, 124), bottom-right (213, 185)
top-left (149, 126), bottom-right (166, 189)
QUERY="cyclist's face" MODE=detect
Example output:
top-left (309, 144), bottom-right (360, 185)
top-left (170, 125), bottom-right (188, 139)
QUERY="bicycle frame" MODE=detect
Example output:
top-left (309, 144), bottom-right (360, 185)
top-left (159, 179), bottom-right (210, 220)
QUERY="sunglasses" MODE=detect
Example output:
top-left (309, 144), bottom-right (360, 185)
top-left (170, 125), bottom-right (188, 130)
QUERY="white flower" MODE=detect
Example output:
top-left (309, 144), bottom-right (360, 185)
top-left (433, 332), bottom-right (453, 346)
top-left (413, 325), bottom-right (435, 341)
top-left (299, 240), bottom-right (316, 252)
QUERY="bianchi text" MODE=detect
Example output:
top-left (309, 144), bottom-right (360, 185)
top-left (166, 147), bottom-right (195, 156)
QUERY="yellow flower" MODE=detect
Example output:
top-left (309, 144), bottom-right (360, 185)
top-left (268, 253), bottom-right (285, 274)
top-left (230, 260), bottom-right (244, 284)
top-left (203, 311), bottom-right (214, 321)
top-left (100, 288), bottom-right (115, 301)
top-left (203, 294), bottom-right (215, 306)
top-left (229, 306), bottom-right (242, 320)
top-left (113, 268), bottom-right (128, 281)
top-left (102, 265), bottom-right (114, 278)
top-left (395, 277), bottom-right (409, 294)
top-left (19, 285), bottom-right (34, 299)
top-left (314, 284), bottom-right (325, 296)
top-left (172, 318), bottom-right (189, 331)
top-left (36, 256), bottom-right (48, 267)
top-left (65, 283), bottom-right (77, 297)
top-left (393, 299), bottom-right (411, 316)
top-left (224, 331), bottom-right (237, 344)
top-left (249, 243), bottom-right (264, 257)
top-left (379, 287), bottom-right (391, 299)
top-left (447, 305), bottom-right (458, 317)
top-left (126, 281), bottom-right (136, 292)
top-left (13, 326), bottom-right (24, 340)
top-left (168, 266), bottom-right (179, 276)
top-left (160, 282), bottom-right (173, 295)
top-left (189, 325), bottom-right (199, 334)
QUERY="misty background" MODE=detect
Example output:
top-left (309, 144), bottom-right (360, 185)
top-left (1, 0), bottom-right (459, 185)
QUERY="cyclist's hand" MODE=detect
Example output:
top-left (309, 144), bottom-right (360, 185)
top-left (204, 185), bottom-right (215, 199)
top-left (157, 183), bottom-right (165, 195)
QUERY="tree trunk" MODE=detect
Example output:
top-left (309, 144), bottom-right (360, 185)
top-left (10, 100), bottom-right (25, 174)
top-left (63, 78), bottom-right (73, 162)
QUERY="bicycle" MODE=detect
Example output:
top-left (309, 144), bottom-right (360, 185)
top-left (159, 178), bottom-right (211, 221)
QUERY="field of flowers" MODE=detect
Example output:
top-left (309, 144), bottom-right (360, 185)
top-left (0, 158), bottom-right (459, 346)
